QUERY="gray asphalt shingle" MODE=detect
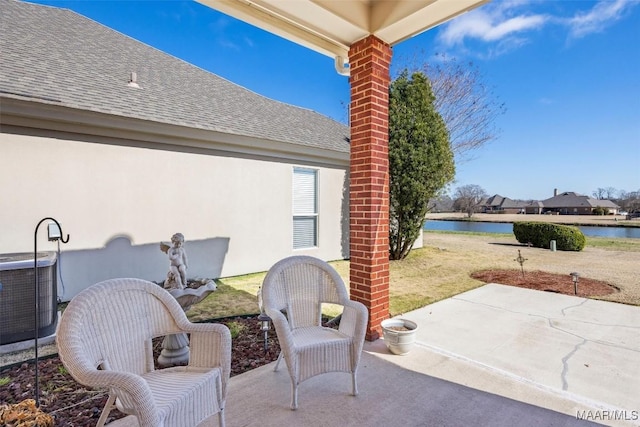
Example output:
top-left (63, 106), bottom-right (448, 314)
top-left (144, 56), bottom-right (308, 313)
top-left (0, 0), bottom-right (350, 154)
top-left (542, 192), bottom-right (619, 209)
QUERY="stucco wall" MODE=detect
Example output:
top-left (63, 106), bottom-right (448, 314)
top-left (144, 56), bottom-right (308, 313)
top-left (0, 133), bottom-right (349, 300)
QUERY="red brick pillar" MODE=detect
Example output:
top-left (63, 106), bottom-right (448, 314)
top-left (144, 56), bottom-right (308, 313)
top-left (348, 35), bottom-right (392, 341)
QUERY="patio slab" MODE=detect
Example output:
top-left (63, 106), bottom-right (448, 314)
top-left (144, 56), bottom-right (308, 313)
top-left (223, 347), bottom-right (602, 427)
top-left (221, 284), bottom-right (639, 427)
top-left (8, 283), bottom-right (637, 426)
top-left (399, 284), bottom-right (640, 426)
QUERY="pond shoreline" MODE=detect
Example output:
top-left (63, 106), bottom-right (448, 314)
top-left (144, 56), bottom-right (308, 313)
top-left (424, 213), bottom-right (640, 228)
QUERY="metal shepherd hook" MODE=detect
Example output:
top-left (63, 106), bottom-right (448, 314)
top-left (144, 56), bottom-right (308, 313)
top-left (34, 217), bottom-right (70, 407)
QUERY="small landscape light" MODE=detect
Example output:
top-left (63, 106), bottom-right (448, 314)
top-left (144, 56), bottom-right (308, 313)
top-left (570, 272), bottom-right (579, 295)
top-left (258, 313), bottom-right (271, 351)
top-left (256, 286), bottom-right (271, 351)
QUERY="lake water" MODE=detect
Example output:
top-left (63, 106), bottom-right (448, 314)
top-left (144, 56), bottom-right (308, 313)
top-left (424, 220), bottom-right (640, 239)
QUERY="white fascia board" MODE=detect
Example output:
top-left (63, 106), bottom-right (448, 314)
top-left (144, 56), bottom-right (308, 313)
top-left (196, 0), bottom-right (351, 59)
top-left (0, 97), bottom-right (349, 167)
top-left (197, 0), bottom-right (489, 53)
top-left (375, 0), bottom-right (490, 45)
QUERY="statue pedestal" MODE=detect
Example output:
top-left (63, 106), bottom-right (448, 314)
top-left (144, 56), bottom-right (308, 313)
top-left (158, 333), bottom-right (190, 366)
top-left (158, 280), bottom-right (217, 367)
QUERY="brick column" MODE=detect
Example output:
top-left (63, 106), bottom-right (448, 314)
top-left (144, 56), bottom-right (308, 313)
top-left (348, 35), bottom-right (392, 341)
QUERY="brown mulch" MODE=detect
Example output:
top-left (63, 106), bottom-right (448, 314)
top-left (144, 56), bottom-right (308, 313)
top-left (0, 316), bottom-right (282, 426)
top-left (471, 269), bottom-right (619, 297)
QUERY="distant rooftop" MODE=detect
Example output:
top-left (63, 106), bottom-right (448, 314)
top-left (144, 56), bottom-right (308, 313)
top-left (542, 192), bottom-right (619, 209)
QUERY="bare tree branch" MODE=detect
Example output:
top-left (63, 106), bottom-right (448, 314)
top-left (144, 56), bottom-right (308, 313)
top-left (397, 52), bottom-right (506, 161)
top-left (453, 184), bottom-right (488, 218)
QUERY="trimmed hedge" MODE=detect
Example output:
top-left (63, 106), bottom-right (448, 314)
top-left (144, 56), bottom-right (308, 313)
top-left (513, 222), bottom-right (586, 251)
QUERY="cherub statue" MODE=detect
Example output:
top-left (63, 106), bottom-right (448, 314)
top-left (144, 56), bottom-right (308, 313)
top-left (160, 233), bottom-right (188, 289)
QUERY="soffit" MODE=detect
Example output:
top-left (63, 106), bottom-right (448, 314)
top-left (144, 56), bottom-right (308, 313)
top-left (196, 0), bottom-right (489, 59)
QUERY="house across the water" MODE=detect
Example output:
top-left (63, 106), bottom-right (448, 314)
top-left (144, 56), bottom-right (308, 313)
top-left (478, 190), bottom-right (621, 215)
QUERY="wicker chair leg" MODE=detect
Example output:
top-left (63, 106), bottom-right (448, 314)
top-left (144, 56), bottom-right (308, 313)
top-left (290, 381), bottom-right (298, 410)
top-left (218, 408), bottom-right (225, 427)
top-left (96, 393), bottom-right (116, 427)
top-left (273, 352), bottom-right (284, 372)
top-left (352, 372), bottom-right (358, 396)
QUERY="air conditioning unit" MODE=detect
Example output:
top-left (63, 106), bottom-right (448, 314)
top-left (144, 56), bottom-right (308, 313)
top-left (0, 252), bottom-right (58, 345)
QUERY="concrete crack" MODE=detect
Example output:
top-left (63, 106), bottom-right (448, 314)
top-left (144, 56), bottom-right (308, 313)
top-left (561, 338), bottom-right (587, 391)
top-left (561, 298), bottom-right (588, 316)
top-left (453, 296), bottom-right (640, 353)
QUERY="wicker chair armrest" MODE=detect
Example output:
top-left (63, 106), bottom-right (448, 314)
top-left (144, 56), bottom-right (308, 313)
top-left (79, 370), bottom-right (159, 426)
top-left (182, 323), bottom-right (231, 367)
top-left (266, 308), bottom-right (296, 355)
top-left (339, 300), bottom-right (368, 341)
top-left (185, 323), bottom-right (232, 398)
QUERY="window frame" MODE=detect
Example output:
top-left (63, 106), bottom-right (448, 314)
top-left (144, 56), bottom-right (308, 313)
top-left (292, 167), bottom-right (318, 249)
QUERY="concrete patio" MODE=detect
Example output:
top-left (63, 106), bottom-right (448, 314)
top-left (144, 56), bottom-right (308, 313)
top-left (222, 284), bottom-right (640, 427)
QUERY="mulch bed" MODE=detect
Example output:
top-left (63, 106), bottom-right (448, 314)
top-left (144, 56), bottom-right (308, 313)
top-left (471, 269), bottom-right (619, 297)
top-left (1, 316), bottom-right (281, 426)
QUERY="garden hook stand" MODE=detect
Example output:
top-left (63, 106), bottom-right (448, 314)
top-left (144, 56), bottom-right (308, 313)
top-left (34, 217), bottom-right (69, 407)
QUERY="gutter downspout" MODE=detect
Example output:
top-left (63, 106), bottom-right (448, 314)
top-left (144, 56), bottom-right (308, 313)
top-left (335, 56), bottom-right (350, 76)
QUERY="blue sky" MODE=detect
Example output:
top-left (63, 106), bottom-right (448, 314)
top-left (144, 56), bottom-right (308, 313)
top-left (26, 0), bottom-right (640, 201)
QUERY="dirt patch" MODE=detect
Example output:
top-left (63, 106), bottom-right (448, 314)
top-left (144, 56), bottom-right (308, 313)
top-left (471, 269), bottom-right (619, 297)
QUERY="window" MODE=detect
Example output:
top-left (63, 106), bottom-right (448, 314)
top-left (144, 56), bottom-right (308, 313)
top-left (293, 167), bottom-right (318, 249)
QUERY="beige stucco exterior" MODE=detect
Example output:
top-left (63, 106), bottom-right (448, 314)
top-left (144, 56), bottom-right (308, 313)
top-left (0, 131), bottom-right (349, 300)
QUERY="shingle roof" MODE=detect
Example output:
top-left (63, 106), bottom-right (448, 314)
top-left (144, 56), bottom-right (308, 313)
top-left (483, 195), bottom-right (504, 206)
top-left (0, 0), bottom-right (349, 153)
top-left (541, 192), bottom-right (619, 209)
top-left (483, 194), bottom-right (522, 209)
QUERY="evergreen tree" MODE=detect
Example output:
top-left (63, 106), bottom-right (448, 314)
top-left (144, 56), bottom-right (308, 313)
top-left (389, 70), bottom-right (454, 260)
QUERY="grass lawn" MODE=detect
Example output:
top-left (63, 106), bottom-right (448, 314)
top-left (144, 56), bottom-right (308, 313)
top-left (186, 231), bottom-right (639, 323)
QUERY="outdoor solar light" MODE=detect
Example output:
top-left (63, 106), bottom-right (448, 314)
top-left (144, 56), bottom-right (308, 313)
top-left (258, 312), bottom-right (271, 351)
top-left (570, 272), bottom-right (579, 295)
top-left (256, 286), bottom-right (271, 351)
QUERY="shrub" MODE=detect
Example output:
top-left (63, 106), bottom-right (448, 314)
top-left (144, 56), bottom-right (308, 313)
top-left (226, 321), bottom-right (246, 339)
top-left (513, 222), bottom-right (585, 251)
top-left (592, 206), bottom-right (611, 215)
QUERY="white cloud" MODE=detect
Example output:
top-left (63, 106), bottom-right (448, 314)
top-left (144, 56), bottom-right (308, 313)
top-left (208, 17), bottom-right (256, 51)
top-left (436, 0), bottom-right (638, 58)
top-left (568, 0), bottom-right (635, 39)
top-left (243, 36), bottom-right (255, 48)
top-left (485, 15), bottom-right (547, 41)
top-left (217, 39), bottom-right (241, 51)
top-left (209, 16), bottom-right (232, 33)
top-left (438, 3), bottom-right (547, 47)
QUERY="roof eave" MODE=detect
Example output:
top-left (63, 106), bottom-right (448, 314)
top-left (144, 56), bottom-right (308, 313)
top-left (196, 0), bottom-right (489, 61)
top-left (0, 97), bottom-right (349, 167)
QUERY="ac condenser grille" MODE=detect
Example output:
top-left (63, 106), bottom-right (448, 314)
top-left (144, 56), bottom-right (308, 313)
top-left (0, 252), bottom-right (57, 345)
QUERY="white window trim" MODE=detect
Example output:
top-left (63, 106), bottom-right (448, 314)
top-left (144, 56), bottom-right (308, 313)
top-left (293, 167), bottom-right (318, 249)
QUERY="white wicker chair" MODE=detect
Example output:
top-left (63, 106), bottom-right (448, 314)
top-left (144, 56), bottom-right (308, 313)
top-left (261, 256), bottom-right (368, 409)
top-left (56, 278), bottom-right (231, 427)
